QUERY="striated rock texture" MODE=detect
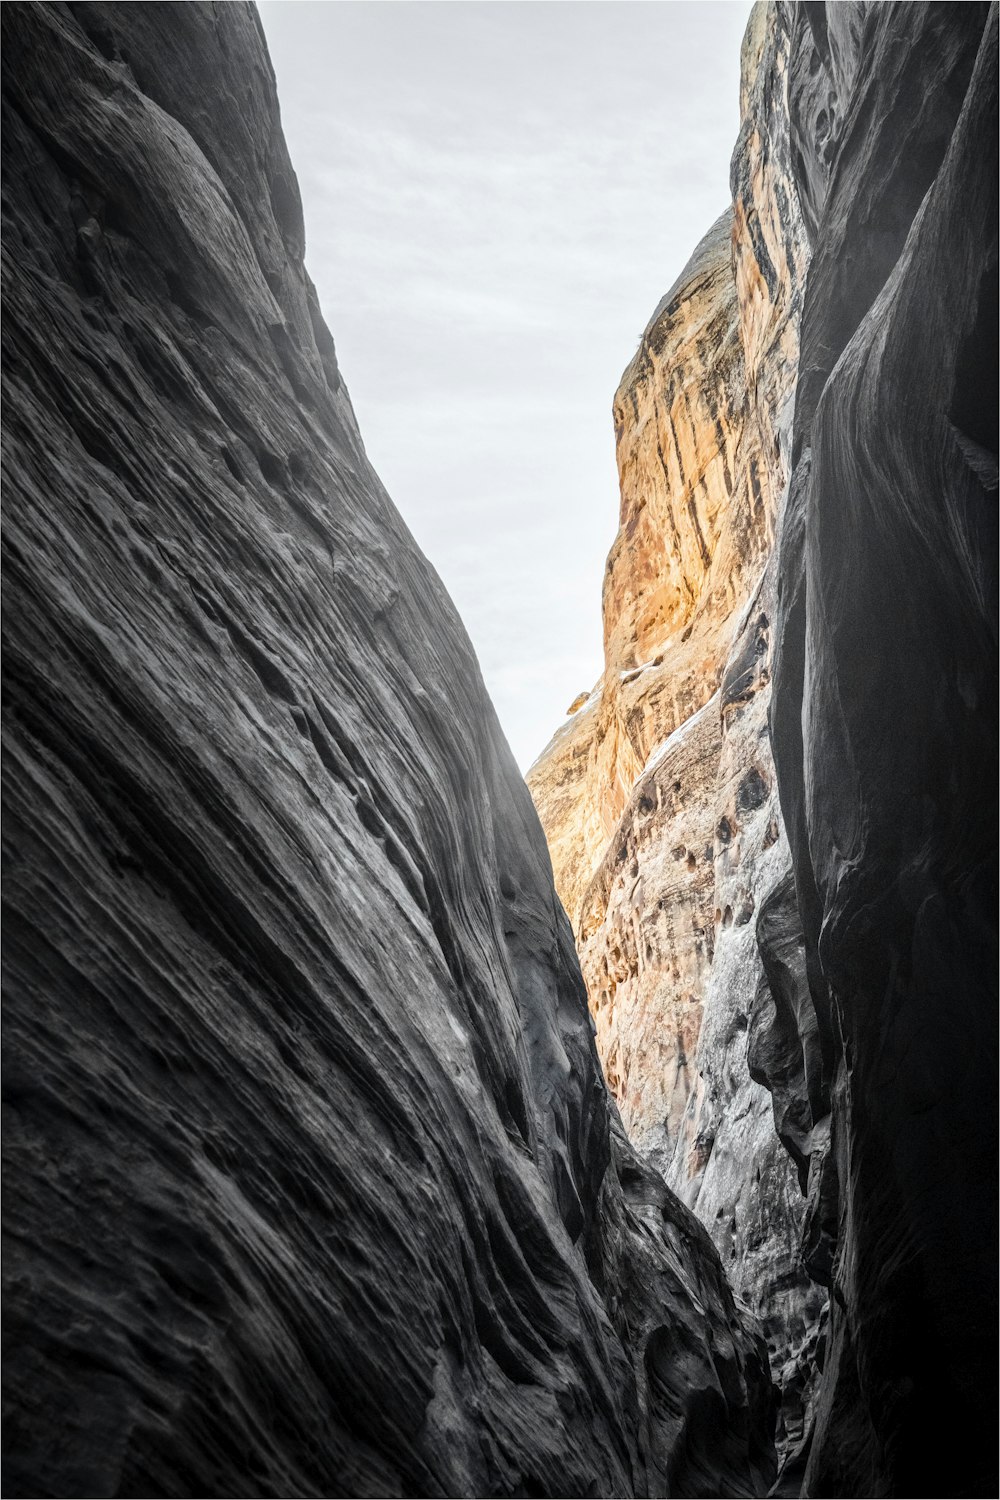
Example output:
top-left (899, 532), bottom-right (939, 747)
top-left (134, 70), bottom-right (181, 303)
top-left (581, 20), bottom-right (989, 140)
top-left (756, 3), bottom-right (999, 1495)
top-left (665, 5), bottom-right (824, 1462)
top-left (578, 202), bottom-right (747, 1162)
top-left (528, 208), bottom-right (745, 946)
top-left (0, 4), bottom-right (778, 1498)
top-left (529, 1), bottom-right (823, 1457)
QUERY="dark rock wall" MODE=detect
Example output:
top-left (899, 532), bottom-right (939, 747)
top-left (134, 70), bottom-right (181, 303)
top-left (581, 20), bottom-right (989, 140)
top-left (1, 4), bottom-right (775, 1497)
top-left (757, 3), bottom-right (998, 1495)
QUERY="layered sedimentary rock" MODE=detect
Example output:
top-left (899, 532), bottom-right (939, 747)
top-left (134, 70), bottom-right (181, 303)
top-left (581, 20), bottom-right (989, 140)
top-left (558, 207), bottom-right (747, 1155)
top-left (755, 4), bottom-right (999, 1494)
top-left (529, 1), bottom-right (823, 1455)
top-left (0, 5), bottom-right (777, 1497)
top-left (528, 209), bottom-right (744, 944)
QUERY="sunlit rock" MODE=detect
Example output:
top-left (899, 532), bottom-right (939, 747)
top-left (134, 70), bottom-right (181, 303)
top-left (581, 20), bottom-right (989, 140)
top-left (528, 1), bottom-right (820, 1458)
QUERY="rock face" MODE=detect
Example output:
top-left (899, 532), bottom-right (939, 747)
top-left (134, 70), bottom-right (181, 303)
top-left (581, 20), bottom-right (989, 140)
top-left (0, 5), bottom-right (777, 1498)
top-left (532, 2), bottom-right (998, 1496)
top-left (527, 209), bottom-right (744, 947)
top-left (756, 4), bottom-right (999, 1495)
top-left (529, 1), bottom-right (823, 1457)
top-left (553, 206), bottom-right (748, 1157)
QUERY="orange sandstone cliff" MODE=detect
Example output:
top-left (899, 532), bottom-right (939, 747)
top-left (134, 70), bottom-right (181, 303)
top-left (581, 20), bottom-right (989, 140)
top-left (527, 0), bottom-right (824, 1453)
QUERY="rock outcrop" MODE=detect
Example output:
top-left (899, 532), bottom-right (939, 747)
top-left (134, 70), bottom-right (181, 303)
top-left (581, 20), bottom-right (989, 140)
top-left (757, 4), bottom-right (998, 1495)
top-left (547, 205), bottom-right (747, 1156)
top-left (529, 1), bottom-right (822, 1457)
top-left (532, 3), bottom-right (997, 1497)
top-left (527, 208), bottom-right (743, 948)
top-left (0, 5), bottom-right (777, 1497)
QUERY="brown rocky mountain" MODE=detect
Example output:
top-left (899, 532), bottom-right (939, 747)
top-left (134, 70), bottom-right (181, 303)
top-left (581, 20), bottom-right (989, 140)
top-left (528, 2), bottom-right (821, 1459)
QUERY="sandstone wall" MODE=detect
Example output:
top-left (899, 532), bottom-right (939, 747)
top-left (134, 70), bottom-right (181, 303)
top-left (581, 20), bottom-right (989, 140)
top-left (758, 4), bottom-right (998, 1493)
top-left (528, 209), bottom-right (745, 936)
top-left (528, 1), bottom-right (821, 1452)
top-left (0, 5), bottom-right (777, 1495)
top-left (532, 4), bottom-right (998, 1494)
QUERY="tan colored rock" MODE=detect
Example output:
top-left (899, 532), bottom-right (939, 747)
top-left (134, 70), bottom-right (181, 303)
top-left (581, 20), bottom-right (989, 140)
top-left (578, 693), bottom-right (722, 1153)
top-left (529, 0), bottom-right (822, 1456)
top-left (527, 210), bottom-right (748, 935)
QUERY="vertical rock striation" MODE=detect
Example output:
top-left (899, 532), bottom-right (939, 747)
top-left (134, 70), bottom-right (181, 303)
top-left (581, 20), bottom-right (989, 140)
top-left (527, 208), bottom-right (745, 944)
top-left (0, 4), bottom-right (777, 1497)
top-left (566, 206), bottom-right (748, 1159)
top-left (757, 4), bottom-right (998, 1494)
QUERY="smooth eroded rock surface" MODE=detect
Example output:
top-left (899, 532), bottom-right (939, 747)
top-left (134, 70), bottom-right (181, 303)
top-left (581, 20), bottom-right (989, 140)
top-left (1, 5), bottom-right (776, 1497)
top-left (760, 4), bottom-right (998, 1494)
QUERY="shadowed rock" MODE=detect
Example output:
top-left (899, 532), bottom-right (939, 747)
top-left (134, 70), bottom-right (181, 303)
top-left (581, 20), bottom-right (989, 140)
top-left (762, 3), bottom-right (998, 1494)
top-left (0, 4), bottom-right (775, 1497)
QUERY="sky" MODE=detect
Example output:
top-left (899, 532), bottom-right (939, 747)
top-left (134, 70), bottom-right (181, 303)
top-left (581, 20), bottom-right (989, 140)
top-left (258, 0), bottom-right (752, 769)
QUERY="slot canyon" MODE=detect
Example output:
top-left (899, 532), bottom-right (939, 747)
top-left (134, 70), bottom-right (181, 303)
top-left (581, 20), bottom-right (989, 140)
top-left (2, 3), bottom-right (996, 1498)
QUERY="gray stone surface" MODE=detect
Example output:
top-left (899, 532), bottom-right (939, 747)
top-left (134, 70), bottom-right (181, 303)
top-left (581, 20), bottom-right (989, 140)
top-left (1, 4), bottom-right (777, 1497)
top-left (758, 3), bottom-right (998, 1494)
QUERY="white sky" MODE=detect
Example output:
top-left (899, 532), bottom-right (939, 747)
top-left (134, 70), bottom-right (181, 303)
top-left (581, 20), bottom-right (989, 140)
top-left (258, 0), bottom-right (752, 769)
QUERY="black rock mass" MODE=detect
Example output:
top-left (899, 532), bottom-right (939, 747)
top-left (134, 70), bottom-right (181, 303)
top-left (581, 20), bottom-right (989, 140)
top-left (1, 5), bottom-right (772, 1497)
top-left (762, 4), bottom-right (998, 1496)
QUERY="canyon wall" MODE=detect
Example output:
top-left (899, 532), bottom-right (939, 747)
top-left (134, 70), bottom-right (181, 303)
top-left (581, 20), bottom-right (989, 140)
top-left (528, 0), bottom-right (822, 1456)
top-left (0, 5), bottom-right (777, 1497)
top-left (530, 3), bottom-right (998, 1493)
top-left (759, 4), bottom-right (998, 1495)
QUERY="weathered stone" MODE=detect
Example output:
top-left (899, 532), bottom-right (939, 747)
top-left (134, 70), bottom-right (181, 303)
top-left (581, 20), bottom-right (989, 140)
top-left (763, 4), bottom-right (998, 1494)
top-left (0, 5), bottom-right (777, 1497)
top-left (529, 2), bottom-right (822, 1461)
top-left (528, 208), bottom-right (747, 939)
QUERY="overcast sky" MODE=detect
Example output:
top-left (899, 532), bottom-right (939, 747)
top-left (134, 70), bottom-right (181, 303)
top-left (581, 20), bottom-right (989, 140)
top-left (258, 0), bottom-right (752, 769)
